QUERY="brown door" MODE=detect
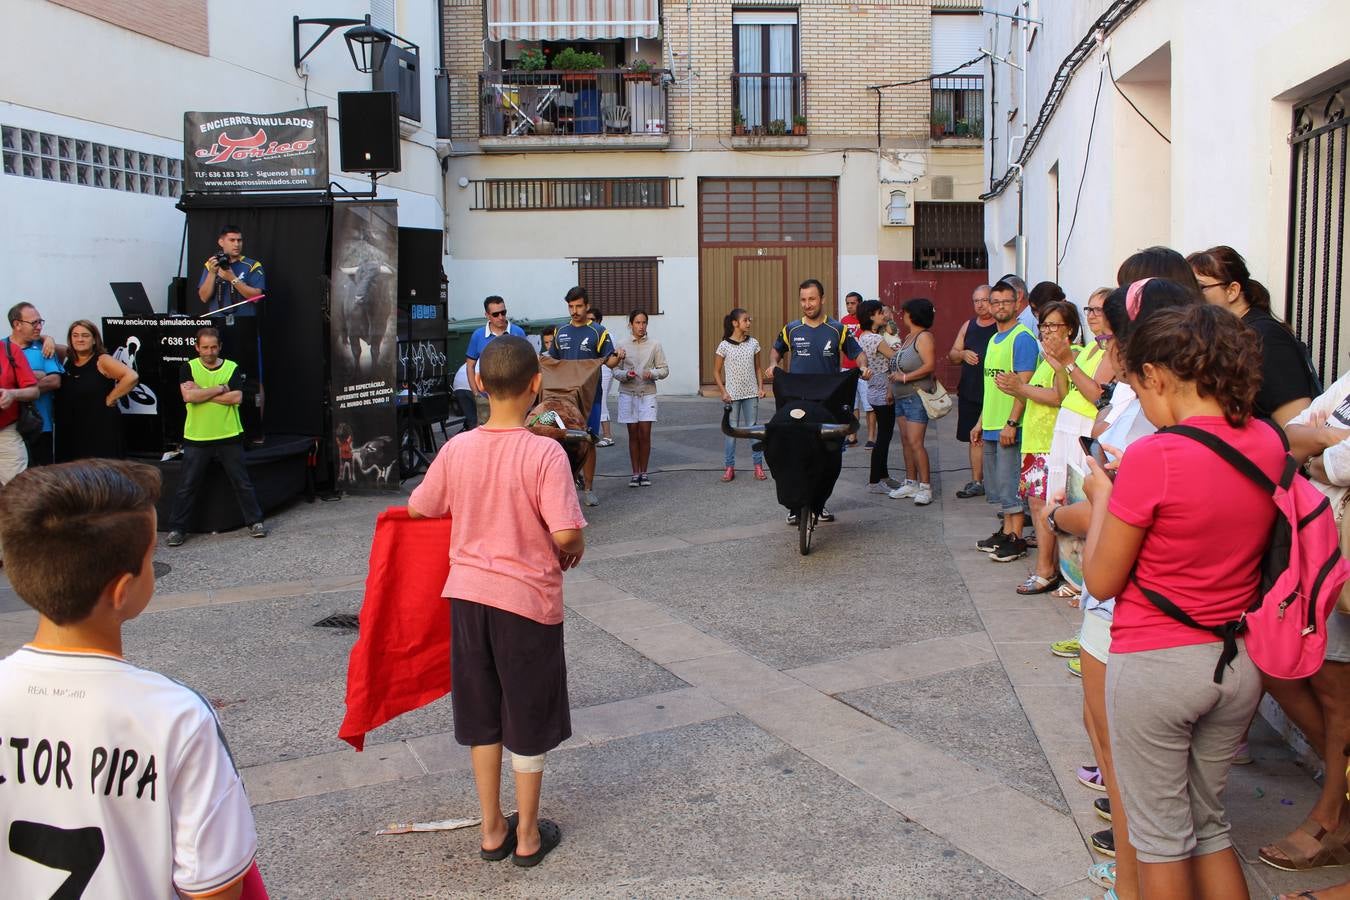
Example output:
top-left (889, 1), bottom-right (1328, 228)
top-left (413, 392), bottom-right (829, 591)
top-left (698, 178), bottom-right (838, 385)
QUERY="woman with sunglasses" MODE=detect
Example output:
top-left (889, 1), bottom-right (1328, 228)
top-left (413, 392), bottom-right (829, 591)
top-left (1189, 245), bottom-right (1317, 426)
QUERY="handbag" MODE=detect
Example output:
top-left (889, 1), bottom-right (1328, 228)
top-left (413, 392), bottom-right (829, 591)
top-left (917, 379), bottom-right (953, 420)
top-left (1, 339), bottom-right (43, 441)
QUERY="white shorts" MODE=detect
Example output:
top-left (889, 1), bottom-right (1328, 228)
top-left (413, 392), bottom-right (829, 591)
top-left (599, 366), bottom-right (613, 423)
top-left (618, 393), bottom-right (657, 423)
top-left (1079, 609), bottom-right (1112, 664)
top-left (855, 377), bottom-right (872, 413)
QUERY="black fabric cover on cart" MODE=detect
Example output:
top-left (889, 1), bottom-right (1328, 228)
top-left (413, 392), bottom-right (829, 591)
top-left (764, 370), bottom-right (861, 514)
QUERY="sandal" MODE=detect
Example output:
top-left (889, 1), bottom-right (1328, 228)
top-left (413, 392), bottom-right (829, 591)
top-left (1053, 582), bottom-right (1081, 601)
top-left (1259, 819), bottom-right (1350, 871)
top-left (480, 812), bottom-right (520, 861)
top-left (1017, 573), bottom-right (1063, 595)
top-left (512, 819), bottom-right (562, 867)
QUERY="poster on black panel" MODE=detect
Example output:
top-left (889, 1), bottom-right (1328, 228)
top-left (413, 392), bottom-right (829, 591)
top-left (331, 202), bottom-right (399, 490)
top-left (183, 108), bottom-right (328, 193)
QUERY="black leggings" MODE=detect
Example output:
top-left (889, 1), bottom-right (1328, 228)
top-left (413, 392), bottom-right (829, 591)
top-left (870, 403), bottom-right (896, 484)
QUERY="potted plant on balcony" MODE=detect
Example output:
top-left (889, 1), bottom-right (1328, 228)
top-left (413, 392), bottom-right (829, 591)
top-left (792, 114), bottom-right (808, 136)
top-left (955, 117), bottom-right (970, 136)
top-left (768, 118), bottom-right (787, 136)
top-left (930, 110), bottom-right (948, 139)
top-left (624, 58), bottom-right (652, 82)
top-left (517, 48), bottom-right (546, 72)
top-left (732, 108), bottom-right (746, 135)
top-left (966, 115), bottom-right (984, 139)
top-left (555, 47), bottom-right (604, 83)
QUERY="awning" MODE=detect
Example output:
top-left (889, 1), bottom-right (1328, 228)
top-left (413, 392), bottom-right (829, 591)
top-left (488, 0), bottom-right (661, 41)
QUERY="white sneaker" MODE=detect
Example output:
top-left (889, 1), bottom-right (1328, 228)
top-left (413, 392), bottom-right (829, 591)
top-left (913, 484), bottom-right (933, 506)
top-left (583, 490), bottom-right (599, 507)
top-left (888, 480), bottom-right (918, 500)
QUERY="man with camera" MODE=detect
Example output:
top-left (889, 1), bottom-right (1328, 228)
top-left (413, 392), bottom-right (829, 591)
top-left (198, 224), bottom-right (265, 315)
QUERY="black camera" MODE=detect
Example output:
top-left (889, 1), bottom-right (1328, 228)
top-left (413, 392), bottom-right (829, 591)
top-left (212, 251), bottom-right (232, 269)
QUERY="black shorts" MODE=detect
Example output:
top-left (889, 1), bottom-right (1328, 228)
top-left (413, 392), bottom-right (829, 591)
top-left (956, 398), bottom-right (982, 443)
top-left (451, 598), bottom-right (571, 756)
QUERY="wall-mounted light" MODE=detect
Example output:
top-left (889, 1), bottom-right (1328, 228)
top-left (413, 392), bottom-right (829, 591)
top-left (887, 190), bottom-right (909, 225)
top-left (294, 14), bottom-right (393, 74)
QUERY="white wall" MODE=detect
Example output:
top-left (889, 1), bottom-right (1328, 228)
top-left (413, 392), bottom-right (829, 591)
top-left (4, 0), bottom-right (445, 337)
top-left (982, 0), bottom-right (1350, 309)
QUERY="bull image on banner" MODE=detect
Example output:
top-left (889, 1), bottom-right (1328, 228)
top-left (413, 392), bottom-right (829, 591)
top-left (183, 108), bottom-right (328, 193)
top-left (330, 202), bottom-right (399, 490)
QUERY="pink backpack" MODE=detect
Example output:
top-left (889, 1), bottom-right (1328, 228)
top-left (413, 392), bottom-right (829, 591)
top-left (1133, 421), bottom-right (1350, 683)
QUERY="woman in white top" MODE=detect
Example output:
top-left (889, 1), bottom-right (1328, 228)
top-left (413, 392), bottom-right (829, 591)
top-left (614, 310), bottom-right (669, 487)
top-left (714, 308), bottom-right (766, 482)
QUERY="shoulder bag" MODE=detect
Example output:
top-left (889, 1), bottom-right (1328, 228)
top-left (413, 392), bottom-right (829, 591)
top-left (2, 339), bottom-right (43, 440)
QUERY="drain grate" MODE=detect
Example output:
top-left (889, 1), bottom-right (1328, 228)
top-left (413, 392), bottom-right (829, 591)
top-left (314, 613), bottom-right (360, 630)
top-left (153, 561), bottom-right (171, 579)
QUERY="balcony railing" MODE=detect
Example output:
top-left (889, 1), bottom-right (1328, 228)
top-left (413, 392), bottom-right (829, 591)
top-left (930, 75), bottom-right (984, 139)
top-left (478, 69), bottom-right (670, 138)
top-left (730, 73), bottom-right (808, 133)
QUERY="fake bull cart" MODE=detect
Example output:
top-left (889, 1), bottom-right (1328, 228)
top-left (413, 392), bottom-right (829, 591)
top-left (722, 369), bottom-right (861, 555)
top-left (526, 356), bottom-right (604, 485)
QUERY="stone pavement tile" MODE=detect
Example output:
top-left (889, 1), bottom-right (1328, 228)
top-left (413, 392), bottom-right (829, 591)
top-left (955, 630), bottom-right (996, 652)
top-left (582, 534), bottom-right (691, 562)
top-left (733, 686), bottom-right (885, 749)
top-left (1000, 640), bottom-right (1084, 687)
top-left (905, 784), bottom-right (1092, 895)
top-left (664, 650), bottom-right (801, 702)
top-left (563, 578), bottom-right (635, 609)
top-left (572, 596), bottom-right (681, 637)
top-left (571, 687), bottom-right (732, 744)
top-left (681, 520), bottom-right (783, 545)
top-left (842, 661), bottom-right (1068, 813)
top-left (245, 741), bottom-right (425, 806)
top-left (1038, 876), bottom-right (1102, 900)
top-left (252, 717), bottom-right (1034, 899)
top-left (786, 631), bottom-right (995, 694)
top-left (621, 621), bottom-right (735, 664)
top-left (802, 729), bottom-right (999, 809)
top-left (983, 607), bottom-right (1078, 643)
top-left (1014, 684), bottom-right (1095, 750)
top-left (403, 731), bottom-right (473, 775)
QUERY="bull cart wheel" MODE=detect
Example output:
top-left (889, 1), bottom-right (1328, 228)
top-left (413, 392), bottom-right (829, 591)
top-left (798, 506), bottom-right (814, 555)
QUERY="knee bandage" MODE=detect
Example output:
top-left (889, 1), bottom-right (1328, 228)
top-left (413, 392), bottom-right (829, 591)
top-left (510, 752), bottom-right (546, 774)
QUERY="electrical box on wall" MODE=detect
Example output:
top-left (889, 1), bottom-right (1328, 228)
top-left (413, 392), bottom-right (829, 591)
top-left (886, 190), bottom-right (909, 225)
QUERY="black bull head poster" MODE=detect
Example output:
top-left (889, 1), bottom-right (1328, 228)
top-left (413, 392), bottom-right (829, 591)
top-left (331, 202), bottom-right (400, 490)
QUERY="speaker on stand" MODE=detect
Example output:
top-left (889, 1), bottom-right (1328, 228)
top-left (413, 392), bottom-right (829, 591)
top-left (337, 91), bottom-right (402, 175)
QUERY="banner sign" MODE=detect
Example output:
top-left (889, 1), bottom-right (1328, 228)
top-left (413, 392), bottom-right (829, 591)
top-left (330, 202), bottom-right (400, 490)
top-left (183, 108), bottom-right (328, 193)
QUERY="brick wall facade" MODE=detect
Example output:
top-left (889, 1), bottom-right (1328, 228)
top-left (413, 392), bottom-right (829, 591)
top-left (445, 0), bottom-right (935, 142)
top-left (52, 0), bottom-right (208, 55)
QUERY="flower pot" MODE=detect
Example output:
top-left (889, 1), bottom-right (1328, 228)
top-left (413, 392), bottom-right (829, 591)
top-left (792, 124), bottom-right (807, 136)
top-left (561, 72), bottom-right (598, 83)
top-left (930, 123), bottom-right (945, 139)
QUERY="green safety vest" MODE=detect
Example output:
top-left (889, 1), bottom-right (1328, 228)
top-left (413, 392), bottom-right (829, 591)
top-left (1061, 342), bottom-right (1109, 419)
top-left (981, 323), bottom-right (1036, 431)
top-left (184, 357), bottom-right (242, 442)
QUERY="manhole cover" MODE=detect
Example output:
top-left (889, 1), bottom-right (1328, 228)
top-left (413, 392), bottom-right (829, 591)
top-left (153, 561), bottom-right (171, 579)
top-left (314, 613), bottom-right (360, 630)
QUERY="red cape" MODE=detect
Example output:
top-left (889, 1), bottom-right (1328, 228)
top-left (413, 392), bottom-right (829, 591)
top-left (339, 507), bottom-right (452, 751)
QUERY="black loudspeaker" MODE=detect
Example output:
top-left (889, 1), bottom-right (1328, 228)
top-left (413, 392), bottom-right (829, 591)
top-left (338, 91), bottom-right (401, 174)
top-left (167, 276), bottom-right (189, 315)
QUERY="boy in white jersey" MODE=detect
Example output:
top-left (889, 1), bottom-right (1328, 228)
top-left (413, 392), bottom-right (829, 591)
top-left (0, 460), bottom-right (257, 899)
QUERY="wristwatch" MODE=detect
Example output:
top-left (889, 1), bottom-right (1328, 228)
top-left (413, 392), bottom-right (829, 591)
top-left (1047, 505), bottom-right (1066, 535)
top-left (1065, 362), bottom-right (1077, 375)
top-left (1005, 418), bottom-right (1020, 428)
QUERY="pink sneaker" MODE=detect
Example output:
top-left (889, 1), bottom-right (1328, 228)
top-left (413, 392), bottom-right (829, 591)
top-left (754, 464), bottom-right (767, 480)
top-left (1076, 764), bottom-right (1107, 791)
top-left (721, 467), bottom-right (735, 482)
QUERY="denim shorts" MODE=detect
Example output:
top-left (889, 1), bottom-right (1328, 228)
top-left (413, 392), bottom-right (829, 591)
top-left (895, 393), bottom-right (928, 424)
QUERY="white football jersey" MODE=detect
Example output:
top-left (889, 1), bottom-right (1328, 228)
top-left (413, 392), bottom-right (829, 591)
top-left (0, 646), bottom-right (256, 898)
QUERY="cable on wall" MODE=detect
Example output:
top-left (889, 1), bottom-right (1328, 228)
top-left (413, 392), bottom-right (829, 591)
top-left (1057, 66), bottom-right (1105, 266)
top-left (1107, 51), bottom-right (1170, 144)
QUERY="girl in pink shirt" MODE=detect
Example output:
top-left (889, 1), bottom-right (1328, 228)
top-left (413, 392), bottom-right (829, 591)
top-left (1083, 302), bottom-right (1282, 898)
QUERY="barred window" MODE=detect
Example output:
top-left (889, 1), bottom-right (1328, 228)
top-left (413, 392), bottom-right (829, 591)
top-left (471, 177), bottom-right (679, 210)
top-left (699, 178), bottom-right (836, 245)
top-left (577, 257), bottom-right (661, 317)
top-left (914, 201), bottom-right (987, 270)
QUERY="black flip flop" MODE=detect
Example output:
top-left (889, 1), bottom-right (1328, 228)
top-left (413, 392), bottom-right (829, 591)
top-left (479, 812), bottom-right (520, 861)
top-left (512, 819), bottom-right (562, 868)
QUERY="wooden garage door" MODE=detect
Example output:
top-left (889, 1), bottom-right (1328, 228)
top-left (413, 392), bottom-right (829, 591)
top-left (698, 178), bottom-right (838, 384)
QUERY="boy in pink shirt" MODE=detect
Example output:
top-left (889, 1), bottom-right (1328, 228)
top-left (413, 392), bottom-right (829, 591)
top-left (409, 335), bottom-right (586, 867)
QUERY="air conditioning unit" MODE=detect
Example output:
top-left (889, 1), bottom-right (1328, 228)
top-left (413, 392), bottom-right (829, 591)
top-left (932, 176), bottom-right (954, 200)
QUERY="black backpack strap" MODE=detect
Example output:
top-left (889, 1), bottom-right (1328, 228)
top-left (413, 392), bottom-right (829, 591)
top-left (1131, 575), bottom-right (1244, 684)
top-left (1162, 424), bottom-right (1280, 494)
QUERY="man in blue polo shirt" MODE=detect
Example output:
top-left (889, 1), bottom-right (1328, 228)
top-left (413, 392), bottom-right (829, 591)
top-left (5, 303), bottom-right (62, 466)
top-left (198, 225), bottom-right (266, 315)
top-left (766, 279), bottom-right (869, 525)
top-left (465, 295), bottom-right (526, 423)
top-left (549, 286), bottom-right (622, 508)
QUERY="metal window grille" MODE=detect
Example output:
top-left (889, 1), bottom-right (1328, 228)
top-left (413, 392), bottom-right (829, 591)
top-left (577, 257), bottom-right (661, 316)
top-left (930, 75), bottom-right (984, 137)
top-left (698, 178), bottom-right (836, 245)
top-left (471, 177), bottom-right (679, 210)
top-left (1, 125), bottom-right (183, 198)
top-left (914, 202), bottom-right (987, 270)
top-left (1287, 80), bottom-right (1349, 384)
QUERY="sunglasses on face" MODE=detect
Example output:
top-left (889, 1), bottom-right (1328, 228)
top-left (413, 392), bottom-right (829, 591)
top-left (489, 310), bottom-right (508, 318)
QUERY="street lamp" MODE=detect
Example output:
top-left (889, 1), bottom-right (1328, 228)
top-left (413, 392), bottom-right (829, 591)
top-left (293, 15), bottom-right (393, 74)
